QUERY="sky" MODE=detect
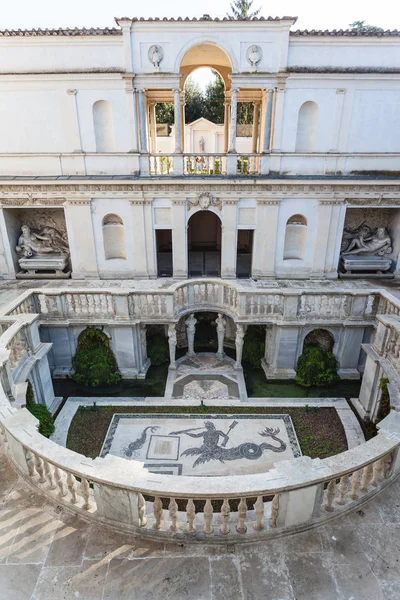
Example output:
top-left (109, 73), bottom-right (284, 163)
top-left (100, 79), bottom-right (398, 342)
top-left (1, 0), bottom-right (398, 31)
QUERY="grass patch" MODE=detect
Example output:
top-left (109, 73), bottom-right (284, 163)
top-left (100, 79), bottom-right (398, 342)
top-left (66, 404), bottom-right (347, 461)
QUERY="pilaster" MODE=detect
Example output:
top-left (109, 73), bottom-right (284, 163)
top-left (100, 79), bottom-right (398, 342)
top-left (221, 200), bottom-right (238, 279)
top-left (130, 200), bottom-right (149, 278)
top-left (172, 199), bottom-right (187, 279)
top-left (252, 200), bottom-right (280, 278)
top-left (64, 199), bottom-right (99, 279)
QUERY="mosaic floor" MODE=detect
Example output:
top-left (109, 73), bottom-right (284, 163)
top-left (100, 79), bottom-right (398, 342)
top-left (100, 413), bottom-right (301, 476)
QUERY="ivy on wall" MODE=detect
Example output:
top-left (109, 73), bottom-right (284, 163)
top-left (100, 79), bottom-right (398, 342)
top-left (26, 381), bottom-right (55, 438)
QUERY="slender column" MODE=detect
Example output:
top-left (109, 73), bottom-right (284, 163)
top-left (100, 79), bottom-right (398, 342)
top-left (235, 324), bottom-right (245, 370)
top-left (168, 324), bottom-right (177, 370)
top-left (262, 89), bottom-right (274, 153)
top-left (174, 89), bottom-right (182, 153)
top-left (228, 88), bottom-right (238, 153)
top-left (180, 93), bottom-right (185, 152)
top-left (223, 101), bottom-right (230, 153)
top-left (137, 89), bottom-right (148, 153)
top-left (185, 314), bottom-right (197, 357)
top-left (149, 102), bottom-right (157, 153)
top-left (251, 101), bottom-right (260, 153)
top-left (216, 313), bottom-right (226, 359)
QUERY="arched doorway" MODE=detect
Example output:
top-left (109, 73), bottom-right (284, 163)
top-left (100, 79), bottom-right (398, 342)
top-left (188, 211), bottom-right (221, 276)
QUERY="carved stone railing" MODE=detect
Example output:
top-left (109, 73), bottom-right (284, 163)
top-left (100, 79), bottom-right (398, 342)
top-left (8, 283), bottom-right (380, 326)
top-left (236, 154), bottom-right (261, 175)
top-left (1, 402), bottom-right (399, 543)
top-left (183, 154), bottom-right (227, 176)
top-left (149, 154), bottom-right (174, 176)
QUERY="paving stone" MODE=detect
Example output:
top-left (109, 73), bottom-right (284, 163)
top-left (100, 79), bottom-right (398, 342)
top-left (210, 556), bottom-right (243, 600)
top-left (285, 553), bottom-right (339, 600)
top-left (6, 511), bottom-right (61, 564)
top-left (238, 545), bottom-right (293, 600)
top-left (103, 557), bottom-right (212, 600)
top-left (279, 528), bottom-right (326, 554)
top-left (45, 515), bottom-right (90, 566)
top-left (0, 564), bottom-right (41, 600)
top-left (32, 561), bottom-right (108, 600)
top-left (84, 525), bottom-right (136, 561)
top-left (330, 554), bottom-right (385, 600)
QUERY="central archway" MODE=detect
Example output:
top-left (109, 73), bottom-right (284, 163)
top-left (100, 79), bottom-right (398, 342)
top-left (187, 211), bottom-right (221, 276)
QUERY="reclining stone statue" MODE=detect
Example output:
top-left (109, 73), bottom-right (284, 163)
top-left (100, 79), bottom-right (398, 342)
top-left (16, 225), bottom-right (69, 258)
top-left (341, 226), bottom-right (392, 256)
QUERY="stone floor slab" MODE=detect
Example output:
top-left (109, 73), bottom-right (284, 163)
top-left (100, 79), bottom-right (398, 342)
top-left (285, 553), bottom-right (339, 600)
top-left (0, 563), bottom-right (41, 600)
top-left (210, 556), bottom-right (243, 600)
top-left (32, 561), bottom-right (108, 600)
top-left (238, 545), bottom-right (294, 600)
top-left (44, 515), bottom-right (90, 567)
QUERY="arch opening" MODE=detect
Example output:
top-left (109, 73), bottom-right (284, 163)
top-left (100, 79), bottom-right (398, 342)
top-left (187, 211), bottom-right (221, 277)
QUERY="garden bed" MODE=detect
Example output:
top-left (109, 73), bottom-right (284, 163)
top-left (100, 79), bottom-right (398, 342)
top-left (66, 404), bottom-right (347, 461)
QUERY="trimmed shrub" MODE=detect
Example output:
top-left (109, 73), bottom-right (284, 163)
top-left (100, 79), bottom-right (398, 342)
top-left (242, 325), bottom-right (265, 368)
top-left (26, 381), bottom-right (55, 438)
top-left (72, 327), bottom-right (121, 387)
top-left (147, 333), bottom-right (169, 366)
top-left (295, 344), bottom-right (340, 388)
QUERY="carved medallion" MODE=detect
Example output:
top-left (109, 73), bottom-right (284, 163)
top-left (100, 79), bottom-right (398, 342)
top-left (188, 192), bottom-right (221, 211)
top-left (148, 45), bottom-right (164, 69)
top-left (246, 45), bottom-right (262, 69)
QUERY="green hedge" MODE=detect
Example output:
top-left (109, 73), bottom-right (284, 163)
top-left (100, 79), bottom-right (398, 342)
top-left (295, 344), bottom-right (340, 388)
top-left (72, 327), bottom-right (121, 387)
top-left (26, 381), bottom-right (55, 438)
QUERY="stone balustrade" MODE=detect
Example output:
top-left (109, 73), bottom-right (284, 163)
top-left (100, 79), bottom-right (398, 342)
top-left (5, 282), bottom-right (380, 326)
top-left (149, 154), bottom-right (174, 176)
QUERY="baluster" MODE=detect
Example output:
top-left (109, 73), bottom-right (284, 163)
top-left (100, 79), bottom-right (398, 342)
top-left (203, 499), bottom-right (213, 534)
top-left (153, 496), bottom-right (163, 530)
top-left (34, 454), bottom-right (46, 484)
top-left (349, 469), bottom-right (362, 500)
top-left (253, 496), bottom-right (264, 531)
top-left (44, 460), bottom-right (57, 490)
top-left (94, 295), bottom-right (101, 315)
top-left (107, 296), bottom-right (114, 315)
top-left (236, 497), bottom-right (248, 534)
top-left (186, 499), bottom-right (196, 534)
top-left (360, 463), bottom-right (373, 492)
top-left (67, 472), bottom-right (78, 504)
top-left (325, 480), bottom-right (336, 512)
top-left (54, 466), bottom-right (68, 497)
top-left (88, 295), bottom-right (95, 315)
top-left (138, 493), bottom-right (147, 526)
top-left (220, 498), bottom-right (230, 535)
top-left (81, 478), bottom-right (92, 510)
top-left (269, 494), bottom-right (279, 528)
top-left (168, 498), bottom-right (178, 532)
top-left (371, 458), bottom-right (384, 487)
top-left (250, 297), bottom-right (255, 315)
top-left (336, 474), bottom-right (349, 505)
top-left (24, 449), bottom-right (36, 477)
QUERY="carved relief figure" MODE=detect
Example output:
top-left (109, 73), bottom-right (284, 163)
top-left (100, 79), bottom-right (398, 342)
top-left (16, 225), bottom-right (69, 258)
top-left (247, 45), bottom-right (262, 68)
top-left (341, 225), bottom-right (392, 256)
top-left (148, 45), bottom-right (163, 68)
top-left (199, 136), bottom-right (206, 153)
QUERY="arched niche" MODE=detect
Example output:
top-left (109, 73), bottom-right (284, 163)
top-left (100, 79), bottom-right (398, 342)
top-left (303, 328), bottom-right (335, 353)
top-left (295, 101), bottom-right (318, 153)
top-left (187, 210), bottom-right (222, 276)
top-left (283, 214), bottom-right (307, 260)
top-left (102, 214), bottom-right (126, 260)
top-left (92, 100), bottom-right (116, 152)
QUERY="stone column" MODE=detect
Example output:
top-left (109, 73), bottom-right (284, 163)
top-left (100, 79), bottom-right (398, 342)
top-left (125, 86), bottom-right (139, 153)
top-left (270, 84), bottom-right (286, 152)
top-left (64, 200), bottom-right (99, 279)
top-left (216, 313), bottom-right (226, 359)
top-left (221, 201), bottom-right (238, 279)
top-left (228, 88), bottom-right (238, 153)
top-left (262, 89), bottom-right (274, 153)
top-left (174, 89), bottom-right (182, 153)
top-left (168, 324), bottom-right (177, 370)
top-left (149, 102), bottom-right (157, 153)
top-left (180, 93), bottom-right (185, 152)
top-left (185, 313), bottom-right (197, 357)
top-left (251, 101), bottom-right (260, 153)
top-left (223, 101), bottom-right (230, 153)
top-left (235, 324), bottom-right (245, 370)
top-left (172, 200), bottom-right (188, 278)
top-left (137, 89), bottom-right (148, 153)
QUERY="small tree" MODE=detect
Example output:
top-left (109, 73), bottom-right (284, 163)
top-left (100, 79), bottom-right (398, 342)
top-left (295, 343), bottom-right (340, 388)
top-left (227, 0), bottom-right (261, 19)
top-left (72, 327), bottom-right (121, 387)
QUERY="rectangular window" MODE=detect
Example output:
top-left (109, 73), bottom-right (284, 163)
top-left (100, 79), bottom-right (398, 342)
top-left (156, 229), bottom-right (173, 277)
top-left (236, 230), bottom-right (254, 278)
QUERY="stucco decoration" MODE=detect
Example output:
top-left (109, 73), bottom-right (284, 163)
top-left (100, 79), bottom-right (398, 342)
top-left (148, 45), bottom-right (164, 69)
top-left (16, 224), bottom-right (69, 258)
top-left (188, 192), bottom-right (222, 211)
top-left (341, 225), bottom-right (392, 256)
top-left (247, 45), bottom-right (262, 69)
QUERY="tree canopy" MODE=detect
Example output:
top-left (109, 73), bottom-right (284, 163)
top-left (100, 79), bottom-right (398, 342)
top-left (227, 0), bottom-right (260, 19)
top-left (155, 71), bottom-right (253, 126)
top-left (348, 20), bottom-right (383, 32)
